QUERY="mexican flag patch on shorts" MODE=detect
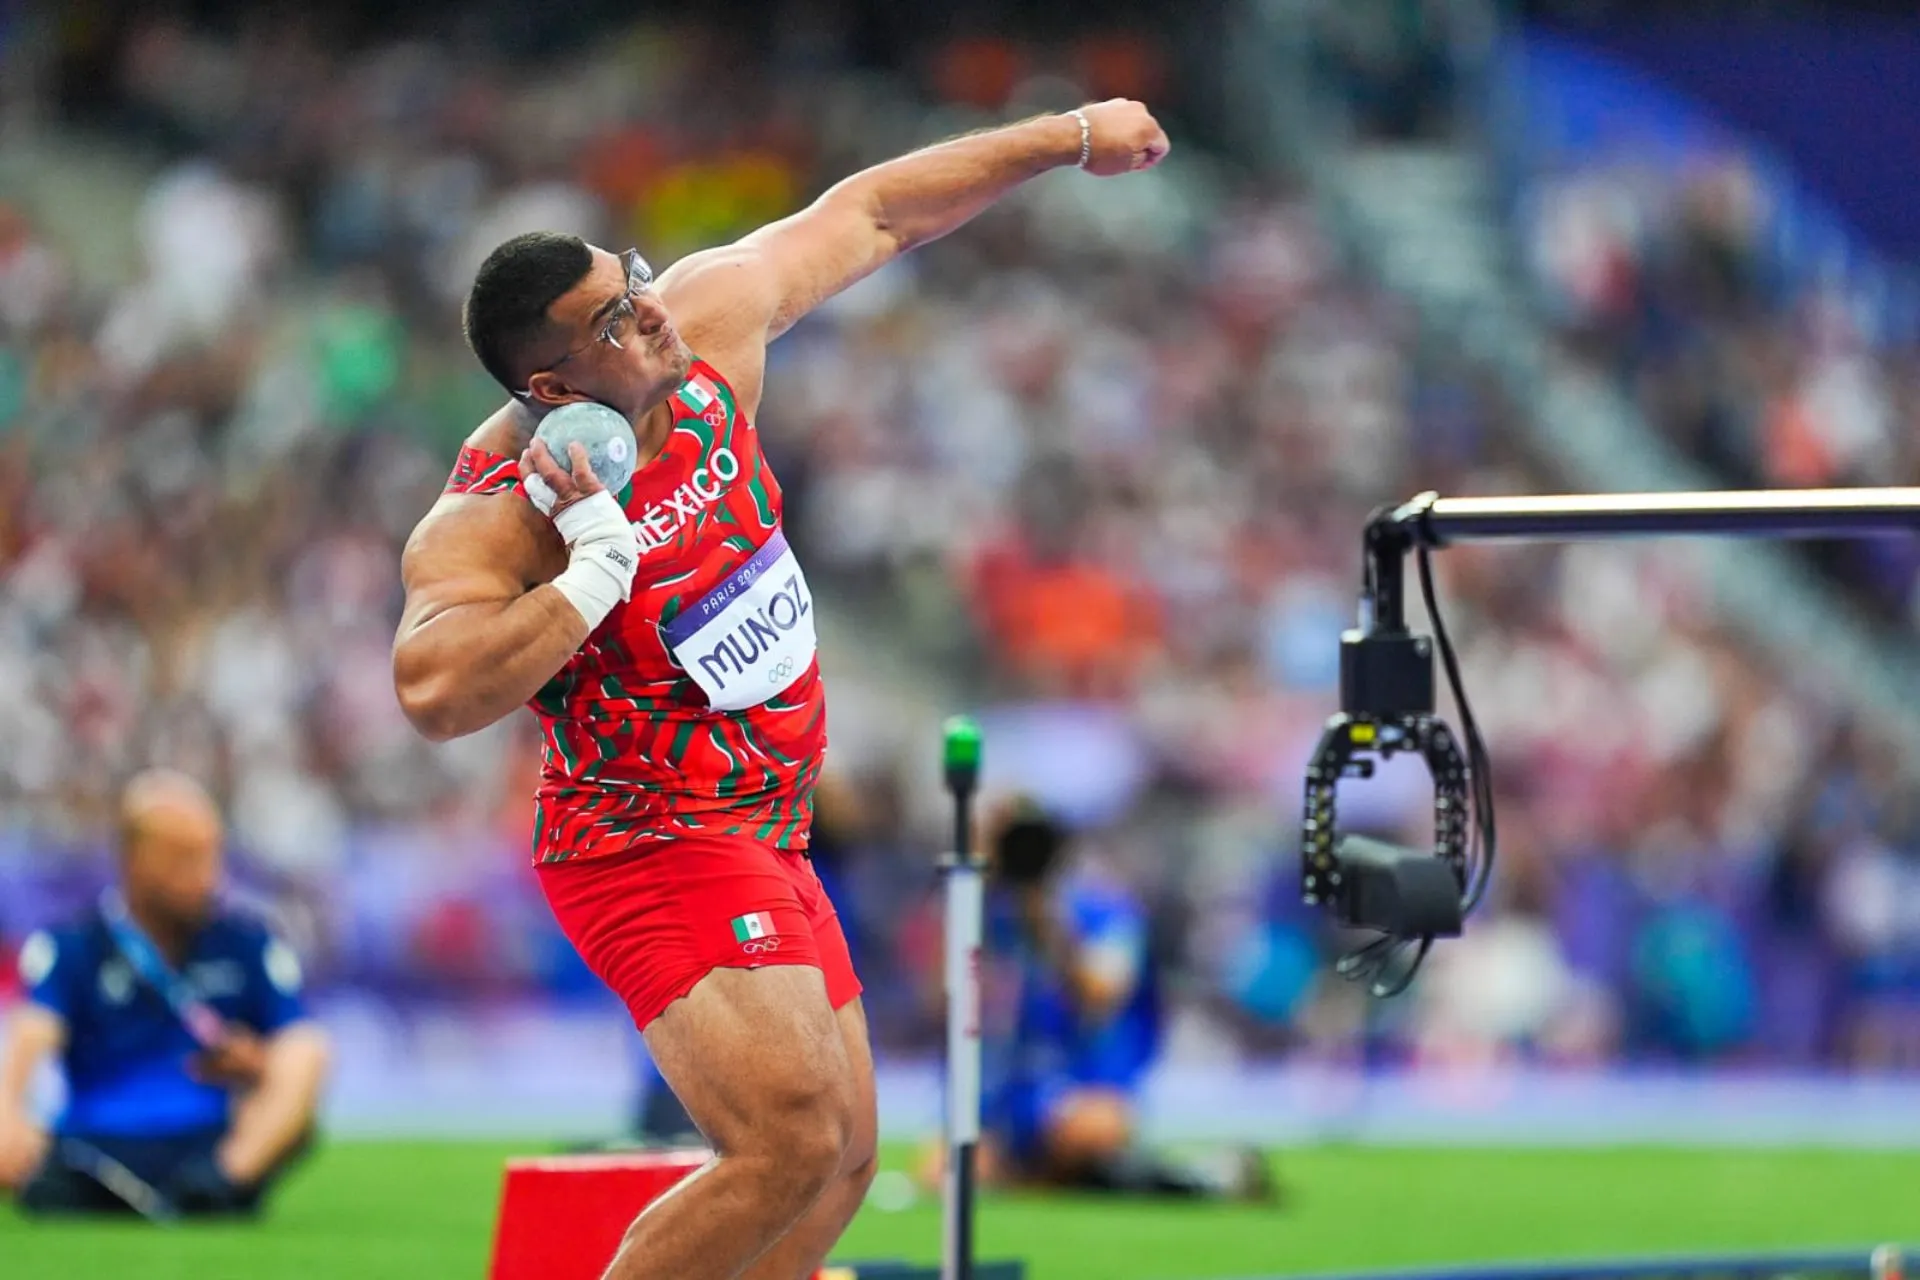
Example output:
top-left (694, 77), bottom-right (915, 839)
top-left (731, 912), bottom-right (774, 943)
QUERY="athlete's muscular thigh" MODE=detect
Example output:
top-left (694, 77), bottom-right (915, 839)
top-left (643, 965), bottom-right (854, 1158)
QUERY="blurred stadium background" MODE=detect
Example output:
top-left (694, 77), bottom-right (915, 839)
top-left (5, 0), bottom-right (1920, 1274)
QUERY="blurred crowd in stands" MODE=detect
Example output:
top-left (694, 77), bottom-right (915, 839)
top-left (3, 7), bottom-right (1920, 1072)
top-left (1524, 152), bottom-right (1920, 635)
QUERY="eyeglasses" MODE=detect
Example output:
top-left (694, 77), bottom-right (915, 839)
top-left (516, 248), bottom-right (654, 400)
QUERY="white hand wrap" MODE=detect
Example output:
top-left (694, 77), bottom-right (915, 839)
top-left (548, 490), bottom-right (638, 632)
top-left (523, 470), bottom-right (561, 516)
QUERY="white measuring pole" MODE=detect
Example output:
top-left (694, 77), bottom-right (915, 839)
top-left (939, 717), bottom-right (983, 1280)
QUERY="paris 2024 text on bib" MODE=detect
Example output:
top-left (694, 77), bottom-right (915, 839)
top-left (658, 528), bottom-right (817, 713)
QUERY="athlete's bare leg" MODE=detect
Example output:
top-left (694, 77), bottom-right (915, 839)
top-left (736, 998), bottom-right (878, 1280)
top-left (605, 966), bottom-right (866, 1280)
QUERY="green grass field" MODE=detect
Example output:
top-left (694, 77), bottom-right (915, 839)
top-left (2, 1142), bottom-right (1914, 1280)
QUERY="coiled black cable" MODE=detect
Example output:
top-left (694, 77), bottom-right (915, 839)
top-left (1334, 541), bottom-right (1496, 998)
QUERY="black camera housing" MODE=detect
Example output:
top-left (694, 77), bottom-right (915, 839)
top-left (1301, 615), bottom-right (1471, 947)
top-left (1330, 835), bottom-right (1464, 937)
top-left (1340, 628), bottom-right (1434, 719)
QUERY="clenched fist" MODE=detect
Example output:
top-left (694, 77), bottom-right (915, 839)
top-left (1071, 99), bottom-right (1171, 176)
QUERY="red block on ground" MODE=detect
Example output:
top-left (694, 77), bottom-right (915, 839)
top-left (489, 1148), bottom-right (711, 1280)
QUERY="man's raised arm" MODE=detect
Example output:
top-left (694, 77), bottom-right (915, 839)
top-left (665, 99), bottom-right (1170, 342)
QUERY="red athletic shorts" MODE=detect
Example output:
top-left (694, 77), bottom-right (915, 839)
top-left (536, 834), bottom-right (863, 1031)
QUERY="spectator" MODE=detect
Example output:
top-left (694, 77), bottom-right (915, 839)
top-left (0, 11), bottom-right (1912, 1071)
top-left (0, 771), bottom-right (330, 1218)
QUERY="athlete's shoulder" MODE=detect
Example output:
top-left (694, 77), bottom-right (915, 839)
top-left (656, 247), bottom-right (770, 415)
top-left (445, 442), bottom-right (522, 497)
top-left (470, 399), bottom-right (538, 457)
top-left (657, 243), bottom-right (769, 328)
top-left (444, 402), bottom-right (535, 497)
top-left (410, 400), bottom-right (553, 571)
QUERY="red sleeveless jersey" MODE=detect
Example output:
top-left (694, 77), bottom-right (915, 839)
top-left (442, 359), bottom-right (825, 862)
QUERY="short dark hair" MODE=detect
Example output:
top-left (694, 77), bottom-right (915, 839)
top-left (462, 231), bottom-right (595, 393)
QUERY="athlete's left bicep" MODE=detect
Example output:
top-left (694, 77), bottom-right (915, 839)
top-left (661, 187), bottom-right (898, 346)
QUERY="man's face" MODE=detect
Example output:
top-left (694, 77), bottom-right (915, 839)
top-left (123, 807), bottom-right (223, 931)
top-left (526, 245), bottom-right (693, 416)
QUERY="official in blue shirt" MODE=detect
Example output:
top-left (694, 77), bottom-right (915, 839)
top-left (0, 770), bottom-right (331, 1218)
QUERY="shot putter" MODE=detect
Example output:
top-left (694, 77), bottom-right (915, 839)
top-left (939, 715), bottom-right (983, 1280)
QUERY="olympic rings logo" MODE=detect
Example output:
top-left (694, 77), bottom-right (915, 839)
top-left (767, 657), bottom-right (797, 684)
top-left (740, 938), bottom-right (782, 955)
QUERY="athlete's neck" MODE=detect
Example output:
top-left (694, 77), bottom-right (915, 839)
top-left (633, 397), bottom-right (677, 468)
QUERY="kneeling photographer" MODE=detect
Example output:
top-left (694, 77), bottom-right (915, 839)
top-left (945, 800), bottom-right (1272, 1202)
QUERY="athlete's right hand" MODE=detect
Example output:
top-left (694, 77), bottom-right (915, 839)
top-left (519, 438), bottom-right (604, 519)
top-left (521, 437), bottom-right (639, 628)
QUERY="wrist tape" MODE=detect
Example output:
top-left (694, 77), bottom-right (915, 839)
top-left (549, 491), bottom-right (638, 631)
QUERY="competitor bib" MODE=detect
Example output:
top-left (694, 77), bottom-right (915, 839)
top-left (660, 529), bottom-right (817, 712)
